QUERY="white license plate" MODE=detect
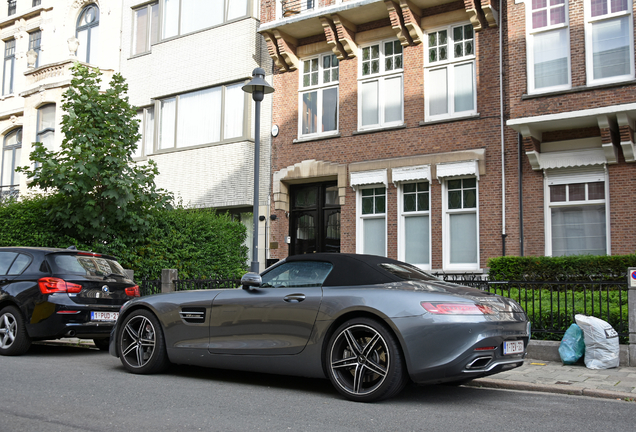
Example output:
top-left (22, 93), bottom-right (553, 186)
top-left (91, 311), bottom-right (119, 322)
top-left (503, 340), bottom-right (524, 355)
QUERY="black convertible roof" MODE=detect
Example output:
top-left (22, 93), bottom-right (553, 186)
top-left (284, 253), bottom-right (407, 287)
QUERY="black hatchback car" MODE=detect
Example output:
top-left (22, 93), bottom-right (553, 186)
top-left (0, 246), bottom-right (140, 356)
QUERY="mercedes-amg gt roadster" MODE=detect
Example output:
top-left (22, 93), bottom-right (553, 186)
top-left (110, 253), bottom-right (529, 402)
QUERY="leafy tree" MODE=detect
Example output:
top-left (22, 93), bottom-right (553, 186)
top-left (18, 63), bottom-right (171, 242)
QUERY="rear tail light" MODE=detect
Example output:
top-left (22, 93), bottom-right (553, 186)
top-left (421, 302), bottom-right (495, 315)
top-left (125, 285), bottom-right (140, 297)
top-left (38, 277), bottom-right (83, 294)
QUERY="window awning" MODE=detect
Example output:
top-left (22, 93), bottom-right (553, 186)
top-left (350, 169), bottom-right (387, 189)
top-left (537, 149), bottom-right (606, 170)
top-left (436, 160), bottom-right (479, 182)
top-left (391, 165), bottom-right (431, 185)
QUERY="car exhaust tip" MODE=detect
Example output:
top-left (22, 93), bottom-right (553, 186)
top-left (466, 356), bottom-right (492, 370)
top-left (65, 330), bottom-right (76, 337)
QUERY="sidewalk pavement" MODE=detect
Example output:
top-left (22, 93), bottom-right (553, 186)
top-left (466, 358), bottom-right (636, 401)
top-left (39, 339), bottom-right (636, 402)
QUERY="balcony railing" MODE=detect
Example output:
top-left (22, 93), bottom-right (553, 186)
top-left (281, 0), bottom-right (315, 17)
top-left (0, 186), bottom-right (19, 202)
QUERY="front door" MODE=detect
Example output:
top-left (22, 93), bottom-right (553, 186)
top-left (290, 182), bottom-right (340, 255)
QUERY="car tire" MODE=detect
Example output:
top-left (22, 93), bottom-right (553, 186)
top-left (92, 338), bottom-right (110, 351)
top-left (118, 309), bottom-right (169, 374)
top-left (325, 317), bottom-right (408, 402)
top-left (0, 305), bottom-right (32, 356)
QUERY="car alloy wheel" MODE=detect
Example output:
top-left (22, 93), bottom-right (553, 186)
top-left (0, 306), bottom-right (31, 356)
top-left (119, 310), bottom-right (169, 374)
top-left (326, 318), bottom-right (407, 402)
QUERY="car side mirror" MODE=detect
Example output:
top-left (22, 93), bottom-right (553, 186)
top-left (241, 272), bottom-right (262, 290)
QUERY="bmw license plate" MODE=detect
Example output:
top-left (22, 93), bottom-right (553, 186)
top-left (91, 311), bottom-right (119, 322)
top-left (503, 340), bottom-right (524, 355)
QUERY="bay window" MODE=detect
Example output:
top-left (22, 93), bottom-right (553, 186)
top-left (358, 39), bottom-right (403, 130)
top-left (158, 82), bottom-right (246, 151)
top-left (527, 0), bottom-right (571, 93)
top-left (585, 0), bottom-right (634, 84)
top-left (425, 23), bottom-right (477, 120)
top-left (161, 0), bottom-right (249, 39)
top-left (299, 53), bottom-right (339, 138)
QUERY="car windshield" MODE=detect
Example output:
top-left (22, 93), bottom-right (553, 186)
top-left (378, 263), bottom-right (440, 282)
top-left (50, 255), bottom-right (126, 277)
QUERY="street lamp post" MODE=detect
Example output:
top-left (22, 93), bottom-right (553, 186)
top-left (242, 68), bottom-right (274, 273)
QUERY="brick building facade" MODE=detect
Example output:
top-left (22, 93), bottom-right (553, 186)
top-left (260, 0), bottom-right (636, 272)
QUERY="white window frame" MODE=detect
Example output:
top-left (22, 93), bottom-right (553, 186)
top-left (298, 52), bottom-right (339, 139)
top-left (357, 38), bottom-right (404, 131)
top-left (159, 0), bottom-right (251, 40)
top-left (156, 82), bottom-right (248, 152)
top-left (134, 106), bottom-right (155, 159)
top-left (544, 168), bottom-right (611, 256)
top-left (442, 176), bottom-right (480, 271)
top-left (424, 22), bottom-right (478, 120)
top-left (356, 185), bottom-right (387, 257)
top-left (584, 0), bottom-right (635, 86)
top-left (397, 181), bottom-right (431, 270)
top-left (2, 38), bottom-right (15, 96)
top-left (525, 0), bottom-right (571, 94)
top-left (132, 2), bottom-right (159, 56)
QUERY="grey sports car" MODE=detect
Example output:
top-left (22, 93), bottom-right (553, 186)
top-left (110, 254), bottom-right (529, 402)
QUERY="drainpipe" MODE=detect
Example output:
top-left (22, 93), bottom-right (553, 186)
top-left (518, 133), bottom-right (524, 256)
top-left (500, 0), bottom-right (506, 257)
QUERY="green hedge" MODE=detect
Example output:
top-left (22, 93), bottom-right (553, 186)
top-left (0, 195), bottom-right (248, 281)
top-left (487, 255), bottom-right (636, 281)
top-left (488, 285), bottom-right (628, 342)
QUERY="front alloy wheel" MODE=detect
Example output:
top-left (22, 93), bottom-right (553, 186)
top-left (119, 310), bottom-right (169, 374)
top-left (0, 306), bottom-right (31, 356)
top-left (326, 318), bottom-right (407, 402)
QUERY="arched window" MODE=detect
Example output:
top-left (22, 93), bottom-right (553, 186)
top-left (76, 4), bottom-right (99, 64)
top-left (1, 128), bottom-right (22, 198)
top-left (37, 104), bottom-right (56, 150)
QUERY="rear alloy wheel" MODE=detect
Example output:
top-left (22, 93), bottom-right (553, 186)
top-left (326, 317), bottom-right (408, 402)
top-left (0, 305), bottom-right (31, 356)
top-left (92, 338), bottom-right (110, 351)
top-left (118, 310), bottom-right (169, 374)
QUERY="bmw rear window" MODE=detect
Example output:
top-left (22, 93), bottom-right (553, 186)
top-left (50, 255), bottom-right (126, 277)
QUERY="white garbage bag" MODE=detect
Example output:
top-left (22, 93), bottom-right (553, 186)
top-left (574, 314), bottom-right (619, 370)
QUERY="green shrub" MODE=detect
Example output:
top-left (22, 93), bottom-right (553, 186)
top-left (487, 255), bottom-right (636, 281)
top-left (0, 196), bottom-right (247, 281)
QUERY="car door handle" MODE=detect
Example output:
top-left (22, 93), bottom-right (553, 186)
top-left (284, 294), bottom-right (306, 303)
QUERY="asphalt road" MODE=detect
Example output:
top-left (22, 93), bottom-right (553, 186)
top-left (1, 343), bottom-right (635, 432)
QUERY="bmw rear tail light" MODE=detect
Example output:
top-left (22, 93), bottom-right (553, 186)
top-left (38, 277), bottom-right (83, 294)
top-left (125, 285), bottom-right (140, 297)
top-left (421, 302), bottom-right (495, 315)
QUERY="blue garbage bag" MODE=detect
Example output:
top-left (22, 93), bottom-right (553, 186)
top-left (559, 323), bottom-right (585, 365)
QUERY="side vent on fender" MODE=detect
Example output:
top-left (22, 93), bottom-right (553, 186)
top-left (179, 307), bottom-right (206, 323)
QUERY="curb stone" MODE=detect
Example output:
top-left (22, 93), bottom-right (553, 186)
top-left (466, 377), bottom-right (636, 402)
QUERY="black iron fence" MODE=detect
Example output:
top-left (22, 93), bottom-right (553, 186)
top-left (433, 272), bottom-right (629, 342)
top-left (139, 277), bottom-right (240, 297)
